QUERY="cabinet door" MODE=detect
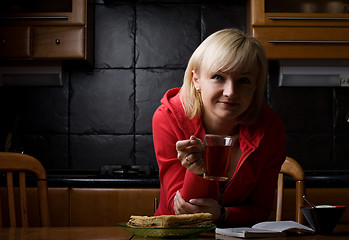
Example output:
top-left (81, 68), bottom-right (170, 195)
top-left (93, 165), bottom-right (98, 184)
top-left (0, 0), bottom-right (86, 26)
top-left (32, 26), bottom-right (85, 59)
top-left (248, 0), bottom-right (349, 27)
top-left (70, 188), bottom-right (160, 226)
top-left (252, 27), bottom-right (349, 59)
top-left (0, 26), bottom-right (30, 58)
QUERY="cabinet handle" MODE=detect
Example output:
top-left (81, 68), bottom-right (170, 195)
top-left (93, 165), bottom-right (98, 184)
top-left (0, 16), bottom-right (68, 20)
top-left (269, 16), bottom-right (349, 20)
top-left (269, 40), bottom-right (349, 43)
top-left (55, 39), bottom-right (61, 45)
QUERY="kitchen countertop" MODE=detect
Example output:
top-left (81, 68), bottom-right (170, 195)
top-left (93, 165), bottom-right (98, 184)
top-left (41, 171), bottom-right (349, 188)
top-left (46, 175), bottom-right (160, 188)
top-left (2, 170), bottom-right (347, 188)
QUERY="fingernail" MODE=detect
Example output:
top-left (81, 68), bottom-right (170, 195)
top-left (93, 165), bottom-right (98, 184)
top-left (189, 199), bottom-right (195, 204)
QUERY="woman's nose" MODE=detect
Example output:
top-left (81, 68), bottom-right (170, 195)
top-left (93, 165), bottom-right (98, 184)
top-left (223, 80), bottom-right (235, 97)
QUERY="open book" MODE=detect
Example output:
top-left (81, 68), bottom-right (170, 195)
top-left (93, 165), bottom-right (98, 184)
top-left (216, 221), bottom-right (314, 238)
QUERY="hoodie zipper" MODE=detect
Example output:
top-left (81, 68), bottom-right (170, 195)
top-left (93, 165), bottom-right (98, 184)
top-left (218, 149), bottom-right (255, 205)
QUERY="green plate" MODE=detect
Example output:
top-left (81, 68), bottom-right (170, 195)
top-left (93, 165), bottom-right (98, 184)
top-left (118, 223), bottom-right (216, 238)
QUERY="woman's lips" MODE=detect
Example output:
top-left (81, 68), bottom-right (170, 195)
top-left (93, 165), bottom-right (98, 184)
top-left (218, 101), bottom-right (238, 107)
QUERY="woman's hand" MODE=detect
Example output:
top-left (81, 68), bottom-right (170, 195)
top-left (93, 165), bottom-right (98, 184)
top-left (173, 191), bottom-right (222, 223)
top-left (176, 135), bottom-right (205, 175)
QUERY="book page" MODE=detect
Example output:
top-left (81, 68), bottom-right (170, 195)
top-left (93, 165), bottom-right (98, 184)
top-left (252, 221), bottom-right (314, 233)
top-left (220, 227), bottom-right (281, 233)
top-left (216, 227), bottom-right (285, 238)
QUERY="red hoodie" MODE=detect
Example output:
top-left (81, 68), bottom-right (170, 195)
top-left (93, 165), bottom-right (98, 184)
top-left (152, 88), bottom-right (285, 226)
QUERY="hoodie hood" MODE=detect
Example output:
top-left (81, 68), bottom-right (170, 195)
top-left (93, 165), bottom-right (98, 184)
top-left (160, 87), bottom-right (205, 139)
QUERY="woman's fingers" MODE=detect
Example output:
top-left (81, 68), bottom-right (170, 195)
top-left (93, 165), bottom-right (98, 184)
top-left (185, 154), bottom-right (205, 175)
top-left (174, 191), bottom-right (189, 214)
top-left (188, 198), bottom-right (221, 222)
top-left (176, 136), bottom-right (203, 162)
top-left (175, 136), bottom-right (205, 174)
top-left (174, 193), bottom-right (222, 222)
top-left (174, 191), bottom-right (198, 214)
top-left (176, 138), bottom-right (202, 153)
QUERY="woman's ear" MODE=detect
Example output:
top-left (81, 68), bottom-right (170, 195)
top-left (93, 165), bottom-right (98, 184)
top-left (192, 70), bottom-right (200, 90)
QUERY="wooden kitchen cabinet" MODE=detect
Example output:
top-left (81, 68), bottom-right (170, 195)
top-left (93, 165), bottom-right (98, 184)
top-left (0, 187), bottom-right (70, 227)
top-left (70, 188), bottom-right (160, 226)
top-left (247, 0), bottom-right (349, 59)
top-left (1, 186), bottom-right (347, 227)
top-left (0, 0), bottom-right (93, 65)
top-left (0, 26), bottom-right (30, 58)
top-left (1, 0), bottom-right (86, 26)
top-left (33, 27), bottom-right (85, 59)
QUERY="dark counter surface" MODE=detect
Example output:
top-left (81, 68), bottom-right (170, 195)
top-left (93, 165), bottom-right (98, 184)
top-left (281, 171), bottom-right (349, 188)
top-left (46, 175), bottom-right (160, 188)
top-left (42, 171), bottom-right (349, 188)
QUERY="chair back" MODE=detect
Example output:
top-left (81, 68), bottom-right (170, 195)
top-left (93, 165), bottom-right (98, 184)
top-left (0, 152), bottom-right (50, 227)
top-left (276, 156), bottom-right (305, 224)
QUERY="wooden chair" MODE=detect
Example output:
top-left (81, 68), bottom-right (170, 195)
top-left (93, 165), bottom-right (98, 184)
top-left (276, 156), bottom-right (305, 224)
top-left (0, 152), bottom-right (50, 227)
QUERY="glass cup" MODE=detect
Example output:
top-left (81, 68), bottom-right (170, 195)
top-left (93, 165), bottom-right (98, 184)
top-left (326, 1), bottom-right (349, 13)
top-left (300, 2), bottom-right (319, 13)
top-left (203, 134), bottom-right (233, 181)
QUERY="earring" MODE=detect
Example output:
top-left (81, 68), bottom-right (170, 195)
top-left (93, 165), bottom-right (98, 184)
top-left (196, 87), bottom-right (201, 93)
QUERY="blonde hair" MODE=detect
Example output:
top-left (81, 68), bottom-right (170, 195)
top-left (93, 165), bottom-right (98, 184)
top-left (180, 28), bottom-right (267, 126)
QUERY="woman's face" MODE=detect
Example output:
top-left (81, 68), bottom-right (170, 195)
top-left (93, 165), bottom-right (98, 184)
top-left (193, 64), bottom-right (258, 123)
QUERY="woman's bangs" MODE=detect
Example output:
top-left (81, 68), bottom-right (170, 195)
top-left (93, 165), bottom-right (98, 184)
top-left (232, 42), bottom-right (261, 74)
top-left (203, 41), bottom-right (260, 75)
top-left (203, 48), bottom-right (238, 74)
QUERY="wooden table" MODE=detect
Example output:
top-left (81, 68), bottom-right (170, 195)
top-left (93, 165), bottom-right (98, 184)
top-left (0, 227), bottom-right (132, 240)
top-left (0, 225), bottom-right (348, 240)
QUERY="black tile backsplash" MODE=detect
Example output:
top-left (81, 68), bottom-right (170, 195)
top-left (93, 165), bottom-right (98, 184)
top-left (0, 0), bottom-right (348, 177)
top-left (201, 2), bottom-right (246, 38)
top-left (285, 134), bottom-right (333, 170)
top-left (70, 135), bottom-right (134, 170)
top-left (136, 4), bottom-right (201, 68)
top-left (22, 134), bottom-right (69, 170)
top-left (334, 88), bottom-right (349, 134)
top-left (94, 4), bottom-right (134, 69)
top-left (271, 84), bottom-right (334, 134)
top-left (70, 69), bottom-right (134, 134)
top-left (135, 69), bottom-right (184, 134)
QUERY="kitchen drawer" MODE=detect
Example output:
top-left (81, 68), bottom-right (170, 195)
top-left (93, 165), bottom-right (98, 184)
top-left (70, 188), bottom-right (160, 226)
top-left (32, 26), bottom-right (85, 59)
top-left (0, 26), bottom-right (30, 58)
top-left (252, 27), bottom-right (349, 59)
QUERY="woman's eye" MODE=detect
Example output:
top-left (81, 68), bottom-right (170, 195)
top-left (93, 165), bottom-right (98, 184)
top-left (212, 74), bottom-right (223, 81)
top-left (239, 77), bottom-right (250, 84)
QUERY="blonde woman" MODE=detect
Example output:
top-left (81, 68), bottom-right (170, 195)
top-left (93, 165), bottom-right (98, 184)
top-left (152, 28), bottom-right (285, 226)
